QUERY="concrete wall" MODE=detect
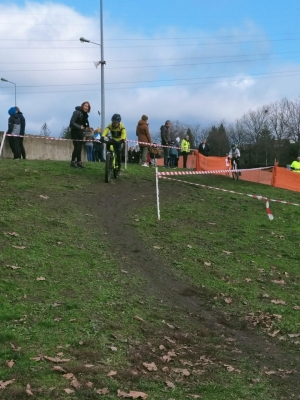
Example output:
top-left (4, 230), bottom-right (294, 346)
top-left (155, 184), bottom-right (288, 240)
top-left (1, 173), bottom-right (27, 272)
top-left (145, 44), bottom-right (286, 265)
top-left (0, 132), bottom-right (87, 161)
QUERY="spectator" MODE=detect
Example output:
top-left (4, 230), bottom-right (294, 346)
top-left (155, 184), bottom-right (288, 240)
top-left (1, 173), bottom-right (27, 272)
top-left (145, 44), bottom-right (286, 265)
top-left (134, 145), bottom-right (141, 164)
top-left (93, 130), bottom-right (104, 162)
top-left (69, 101), bottom-right (91, 169)
top-left (181, 133), bottom-right (190, 168)
top-left (84, 127), bottom-right (95, 162)
top-left (136, 115), bottom-right (152, 167)
top-left (175, 137), bottom-right (180, 167)
top-left (7, 107), bottom-right (21, 159)
top-left (128, 147), bottom-right (135, 163)
top-left (169, 141), bottom-right (178, 168)
top-left (149, 143), bottom-right (161, 166)
top-left (160, 120), bottom-right (172, 167)
top-left (291, 156), bottom-right (300, 173)
top-left (16, 107), bottom-right (26, 159)
top-left (198, 138), bottom-right (210, 157)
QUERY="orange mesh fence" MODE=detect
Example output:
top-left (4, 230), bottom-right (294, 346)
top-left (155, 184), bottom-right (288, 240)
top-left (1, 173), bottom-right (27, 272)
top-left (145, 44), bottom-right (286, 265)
top-left (272, 164), bottom-right (300, 192)
top-left (196, 152), bottom-right (229, 173)
top-left (239, 169), bottom-right (273, 185)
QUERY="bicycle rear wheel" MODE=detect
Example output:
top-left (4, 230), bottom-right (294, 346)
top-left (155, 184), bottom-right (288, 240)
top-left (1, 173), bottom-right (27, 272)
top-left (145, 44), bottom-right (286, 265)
top-left (232, 161), bottom-right (239, 180)
top-left (105, 152), bottom-right (112, 183)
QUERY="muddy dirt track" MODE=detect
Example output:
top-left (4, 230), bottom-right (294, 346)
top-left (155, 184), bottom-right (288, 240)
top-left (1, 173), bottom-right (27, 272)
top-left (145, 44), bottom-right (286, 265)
top-left (79, 175), bottom-right (300, 398)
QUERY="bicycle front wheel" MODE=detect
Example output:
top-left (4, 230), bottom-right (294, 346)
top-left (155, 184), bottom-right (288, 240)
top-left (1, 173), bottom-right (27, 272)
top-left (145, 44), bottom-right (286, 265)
top-left (105, 152), bottom-right (112, 183)
top-left (232, 164), bottom-right (239, 180)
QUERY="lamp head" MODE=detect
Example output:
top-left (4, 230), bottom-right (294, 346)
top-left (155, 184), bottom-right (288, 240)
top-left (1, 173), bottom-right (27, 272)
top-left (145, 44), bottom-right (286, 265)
top-left (1, 78), bottom-right (8, 82)
top-left (79, 37), bottom-right (90, 43)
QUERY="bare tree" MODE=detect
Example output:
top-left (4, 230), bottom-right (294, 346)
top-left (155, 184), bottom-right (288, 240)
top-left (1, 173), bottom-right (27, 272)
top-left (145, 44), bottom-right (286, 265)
top-left (239, 106), bottom-right (269, 145)
top-left (267, 99), bottom-right (290, 162)
top-left (285, 98), bottom-right (300, 153)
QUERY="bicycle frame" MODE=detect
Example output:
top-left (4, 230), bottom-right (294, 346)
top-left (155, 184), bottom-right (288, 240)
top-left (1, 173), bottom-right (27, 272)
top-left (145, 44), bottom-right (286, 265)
top-left (105, 142), bottom-right (119, 182)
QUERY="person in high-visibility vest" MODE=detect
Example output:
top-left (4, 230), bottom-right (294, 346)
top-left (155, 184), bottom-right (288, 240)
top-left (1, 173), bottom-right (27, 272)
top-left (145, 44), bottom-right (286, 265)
top-left (291, 156), bottom-right (300, 173)
top-left (181, 133), bottom-right (190, 168)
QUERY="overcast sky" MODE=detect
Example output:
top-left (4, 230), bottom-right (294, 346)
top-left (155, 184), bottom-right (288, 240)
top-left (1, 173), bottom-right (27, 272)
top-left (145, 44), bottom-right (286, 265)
top-left (1, 0), bottom-right (300, 139)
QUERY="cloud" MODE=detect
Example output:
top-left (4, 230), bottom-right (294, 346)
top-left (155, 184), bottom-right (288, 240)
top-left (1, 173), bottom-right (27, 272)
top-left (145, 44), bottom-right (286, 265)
top-left (1, 1), bottom-right (300, 139)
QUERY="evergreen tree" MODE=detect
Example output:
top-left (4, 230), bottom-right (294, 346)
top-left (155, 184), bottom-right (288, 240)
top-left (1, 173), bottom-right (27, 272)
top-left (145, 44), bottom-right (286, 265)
top-left (60, 126), bottom-right (72, 139)
top-left (207, 123), bottom-right (229, 156)
top-left (40, 123), bottom-right (51, 137)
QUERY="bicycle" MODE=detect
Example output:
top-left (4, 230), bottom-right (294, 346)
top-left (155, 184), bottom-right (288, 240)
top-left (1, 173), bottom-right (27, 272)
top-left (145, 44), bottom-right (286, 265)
top-left (102, 137), bottom-right (119, 183)
top-left (231, 158), bottom-right (239, 180)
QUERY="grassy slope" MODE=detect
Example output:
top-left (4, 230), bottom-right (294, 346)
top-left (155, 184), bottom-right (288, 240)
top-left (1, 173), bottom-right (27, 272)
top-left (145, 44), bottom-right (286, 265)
top-left (0, 160), bottom-right (298, 399)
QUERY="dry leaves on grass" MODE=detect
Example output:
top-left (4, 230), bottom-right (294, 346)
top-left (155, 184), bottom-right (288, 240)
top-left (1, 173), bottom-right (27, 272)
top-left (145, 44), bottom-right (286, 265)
top-left (107, 370), bottom-right (117, 377)
top-left (222, 250), bottom-right (233, 255)
top-left (293, 306), bottom-right (300, 310)
top-left (271, 280), bottom-right (286, 285)
top-left (64, 388), bottom-right (75, 394)
top-left (271, 299), bottom-right (286, 305)
top-left (36, 277), bottom-right (46, 281)
top-left (0, 380), bottom-right (15, 389)
top-left (268, 330), bottom-right (280, 337)
top-left (153, 245), bottom-right (161, 250)
top-left (224, 298), bottom-right (232, 304)
top-left (39, 195), bottom-right (49, 200)
top-left (165, 380), bottom-right (175, 389)
top-left (117, 389), bottom-right (148, 399)
top-left (6, 360), bottom-right (14, 368)
top-left (12, 245), bottom-right (26, 249)
top-left (26, 384), bottom-right (33, 396)
top-left (10, 343), bottom-right (21, 351)
top-left (173, 368), bottom-right (190, 376)
top-left (204, 262), bottom-right (211, 267)
top-left (95, 388), bottom-right (109, 395)
top-left (4, 232), bottom-right (19, 237)
top-left (86, 382), bottom-right (94, 388)
top-left (245, 278), bottom-right (252, 283)
top-left (134, 315), bottom-right (145, 322)
top-left (52, 366), bottom-right (66, 373)
top-left (70, 379), bottom-right (81, 389)
top-left (63, 373), bottom-right (75, 380)
top-left (288, 333), bottom-right (300, 338)
top-left (109, 346), bottom-right (118, 352)
top-left (143, 362), bottom-right (158, 372)
top-left (187, 244), bottom-right (192, 249)
top-left (7, 265), bottom-right (20, 270)
top-left (30, 357), bottom-right (42, 362)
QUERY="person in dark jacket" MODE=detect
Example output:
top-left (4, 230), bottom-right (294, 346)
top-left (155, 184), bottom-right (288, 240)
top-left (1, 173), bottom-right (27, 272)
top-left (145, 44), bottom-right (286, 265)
top-left (198, 139), bottom-right (210, 157)
top-left (160, 120), bottom-right (172, 167)
top-left (16, 107), bottom-right (26, 159)
top-left (7, 107), bottom-right (21, 159)
top-left (69, 101), bottom-right (91, 168)
top-left (136, 115), bottom-right (152, 167)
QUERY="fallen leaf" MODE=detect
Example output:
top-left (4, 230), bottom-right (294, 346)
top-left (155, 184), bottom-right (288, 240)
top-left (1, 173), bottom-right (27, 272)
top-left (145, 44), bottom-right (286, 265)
top-left (224, 298), bottom-right (232, 304)
top-left (10, 343), bottom-right (21, 351)
top-left (52, 302), bottom-right (62, 307)
top-left (134, 315), bottom-right (145, 322)
top-left (84, 364), bottom-right (94, 368)
top-left (190, 395), bottom-right (201, 399)
top-left (5, 231), bottom-right (19, 237)
top-left (54, 317), bottom-right (61, 322)
top-left (0, 379), bottom-right (15, 389)
top-left (69, 318), bottom-right (76, 322)
top-left (63, 373), bottom-right (75, 380)
top-left (173, 368), bottom-right (190, 376)
top-left (164, 336), bottom-right (176, 344)
top-left (159, 345), bottom-right (166, 350)
top-left (64, 388), bottom-right (75, 394)
top-left (107, 370), bottom-right (117, 377)
top-left (7, 265), bottom-right (20, 270)
top-left (293, 306), bottom-right (300, 310)
top-left (86, 382), bottom-right (93, 388)
top-left (271, 300), bottom-right (286, 305)
top-left (128, 391), bottom-right (148, 399)
top-left (95, 388), bottom-right (109, 395)
top-left (187, 245), bottom-right (192, 249)
top-left (78, 341), bottom-right (84, 345)
top-left (30, 357), bottom-right (42, 362)
top-left (271, 280), bottom-right (286, 285)
top-left (222, 250), bottom-right (232, 255)
top-left (26, 384), bottom-right (33, 396)
top-left (265, 370), bottom-right (276, 375)
top-left (143, 362), bottom-right (158, 371)
top-left (204, 262), bottom-right (211, 267)
top-left (121, 269), bottom-right (129, 274)
top-left (245, 278), bottom-right (252, 283)
top-left (288, 333), bottom-right (300, 338)
top-left (57, 352), bottom-right (64, 357)
top-left (39, 195), bottom-right (49, 199)
top-left (153, 246), bottom-right (161, 249)
top-left (12, 245), bottom-right (26, 249)
top-left (165, 380), bottom-right (175, 389)
top-left (6, 360), bottom-right (14, 368)
top-left (109, 346), bottom-right (117, 352)
top-left (262, 293), bottom-right (270, 298)
top-left (52, 366), bottom-right (66, 373)
top-left (71, 379), bottom-right (81, 389)
top-left (268, 330), bottom-right (280, 337)
top-left (36, 277), bottom-right (46, 281)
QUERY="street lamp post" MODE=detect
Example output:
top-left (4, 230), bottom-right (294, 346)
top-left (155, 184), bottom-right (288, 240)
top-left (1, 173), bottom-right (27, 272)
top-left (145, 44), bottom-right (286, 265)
top-left (1, 77), bottom-right (16, 107)
top-left (79, 1), bottom-right (106, 132)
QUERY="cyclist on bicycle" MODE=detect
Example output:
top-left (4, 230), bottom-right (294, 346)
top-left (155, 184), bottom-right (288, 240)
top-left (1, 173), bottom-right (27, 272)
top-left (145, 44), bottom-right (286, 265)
top-left (228, 144), bottom-right (241, 175)
top-left (102, 114), bottom-right (127, 172)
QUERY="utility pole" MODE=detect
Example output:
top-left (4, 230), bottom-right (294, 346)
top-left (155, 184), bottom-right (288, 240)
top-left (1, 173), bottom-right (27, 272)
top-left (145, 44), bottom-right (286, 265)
top-left (100, 0), bottom-right (105, 133)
